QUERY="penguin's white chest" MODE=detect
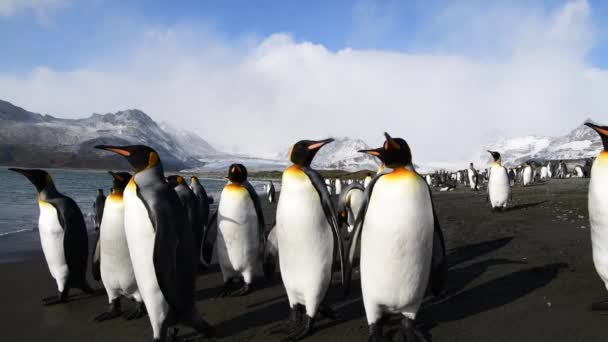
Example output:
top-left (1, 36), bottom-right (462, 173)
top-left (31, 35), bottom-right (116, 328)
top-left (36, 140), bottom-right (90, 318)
top-left (589, 155), bottom-right (608, 289)
top-left (99, 195), bottom-right (138, 298)
top-left (360, 171), bottom-right (433, 319)
top-left (123, 181), bottom-right (168, 325)
top-left (488, 165), bottom-right (510, 208)
top-left (276, 168), bottom-right (333, 309)
top-left (38, 201), bottom-right (69, 291)
top-left (217, 185), bottom-right (260, 279)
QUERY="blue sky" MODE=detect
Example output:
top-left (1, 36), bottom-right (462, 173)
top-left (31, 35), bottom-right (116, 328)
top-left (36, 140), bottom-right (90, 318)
top-left (3, 0), bottom-right (607, 71)
top-left (0, 0), bottom-right (607, 163)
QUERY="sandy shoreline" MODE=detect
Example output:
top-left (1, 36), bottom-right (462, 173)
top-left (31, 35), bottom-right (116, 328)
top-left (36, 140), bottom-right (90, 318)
top-left (1, 178), bottom-right (607, 341)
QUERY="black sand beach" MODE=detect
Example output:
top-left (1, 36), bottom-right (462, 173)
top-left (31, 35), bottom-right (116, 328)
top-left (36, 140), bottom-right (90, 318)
top-left (1, 178), bottom-right (606, 341)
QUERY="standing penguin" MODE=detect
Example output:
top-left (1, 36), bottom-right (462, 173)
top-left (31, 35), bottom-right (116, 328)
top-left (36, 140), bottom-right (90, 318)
top-left (267, 180), bottom-right (276, 204)
top-left (540, 166), bottom-right (548, 180)
top-left (275, 138), bottom-right (345, 340)
top-left (95, 145), bottom-right (213, 341)
top-left (167, 175), bottom-right (203, 270)
top-left (347, 133), bottom-right (446, 341)
top-left (364, 173), bottom-right (373, 188)
top-left (487, 151), bottom-right (511, 211)
top-left (468, 163), bottom-right (479, 191)
top-left (336, 182), bottom-right (365, 235)
top-left (9, 168), bottom-right (93, 305)
top-left (94, 171), bottom-right (146, 322)
top-left (189, 176), bottom-right (211, 267)
top-left (523, 162), bottom-right (533, 186)
top-left (586, 122), bottom-right (608, 311)
top-left (209, 164), bottom-right (266, 296)
top-left (335, 179), bottom-right (342, 195)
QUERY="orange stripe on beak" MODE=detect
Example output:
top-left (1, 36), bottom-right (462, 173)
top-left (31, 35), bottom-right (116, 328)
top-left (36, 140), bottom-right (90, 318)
top-left (108, 148), bottom-right (131, 157)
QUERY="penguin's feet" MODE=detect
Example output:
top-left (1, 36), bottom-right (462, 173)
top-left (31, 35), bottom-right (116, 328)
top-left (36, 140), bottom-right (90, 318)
top-left (399, 318), bottom-right (428, 342)
top-left (281, 315), bottom-right (313, 342)
top-left (229, 282), bottom-right (251, 297)
top-left (368, 322), bottom-right (387, 342)
top-left (124, 301), bottom-right (147, 320)
top-left (590, 299), bottom-right (608, 312)
top-left (41, 293), bottom-right (68, 306)
top-left (318, 304), bottom-right (338, 320)
top-left (94, 299), bottom-right (122, 321)
top-left (270, 305), bottom-right (302, 335)
top-left (216, 278), bottom-right (237, 298)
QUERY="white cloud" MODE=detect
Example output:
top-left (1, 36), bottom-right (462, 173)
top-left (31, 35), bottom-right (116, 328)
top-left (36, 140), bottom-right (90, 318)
top-left (0, 0), bottom-right (67, 17)
top-left (0, 0), bottom-right (606, 163)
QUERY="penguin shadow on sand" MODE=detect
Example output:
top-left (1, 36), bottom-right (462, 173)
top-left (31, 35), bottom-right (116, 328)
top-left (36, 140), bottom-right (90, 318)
top-left (505, 200), bottom-right (547, 212)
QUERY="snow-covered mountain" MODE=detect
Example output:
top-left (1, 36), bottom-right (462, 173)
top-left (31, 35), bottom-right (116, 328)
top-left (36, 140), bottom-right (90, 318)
top-left (0, 99), bottom-right (213, 170)
top-left (478, 122), bottom-right (603, 166)
top-left (277, 137), bottom-right (380, 171)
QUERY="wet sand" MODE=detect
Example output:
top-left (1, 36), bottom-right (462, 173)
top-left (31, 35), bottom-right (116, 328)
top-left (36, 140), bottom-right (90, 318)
top-left (1, 178), bottom-right (606, 341)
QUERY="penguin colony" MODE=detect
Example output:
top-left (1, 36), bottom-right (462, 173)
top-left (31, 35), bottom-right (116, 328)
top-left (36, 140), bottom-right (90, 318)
top-left (8, 122), bottom-right (608, 342)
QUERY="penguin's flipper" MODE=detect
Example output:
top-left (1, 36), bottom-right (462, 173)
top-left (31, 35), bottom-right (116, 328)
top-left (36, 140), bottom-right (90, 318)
top-left (301, 167), bottom-right (345, 284)
top-left (263, 225), bottom-right (279, 280)
top-left (243, 181), bottom-right (266, 246)
top-left (92, 231), bottom-right (101, 281)
top-left (48, 196), bottom-right (90, 286)
top-left (202, 211), bottom-right (218, 265)
top-left (344, 173), bottom-right (384, 296)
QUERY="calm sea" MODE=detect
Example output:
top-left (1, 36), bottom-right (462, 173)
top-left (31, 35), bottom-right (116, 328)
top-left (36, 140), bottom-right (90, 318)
top-left (0, 167), bottom-right (270, 263)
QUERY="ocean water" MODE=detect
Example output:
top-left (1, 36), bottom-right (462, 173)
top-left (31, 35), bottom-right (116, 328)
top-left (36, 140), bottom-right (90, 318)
top-left (0, 167), bottom-right (269, 263)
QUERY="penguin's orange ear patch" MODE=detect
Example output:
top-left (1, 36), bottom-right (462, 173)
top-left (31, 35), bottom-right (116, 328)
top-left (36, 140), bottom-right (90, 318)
top-left (148, 152), bottom-right (159, 167)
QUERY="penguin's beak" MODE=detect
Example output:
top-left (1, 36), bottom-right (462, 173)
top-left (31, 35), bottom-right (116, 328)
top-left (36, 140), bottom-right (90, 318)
top-left (585, 122), bottom-right (608, 137)
top-left (8, 168), bottom-right (29, 176)
top-left (95, 145), bottom-right (131, 157)
top-left (358, 148), bottom-right (382, 157)
top-left (307, 138), bottom-right (334, 151)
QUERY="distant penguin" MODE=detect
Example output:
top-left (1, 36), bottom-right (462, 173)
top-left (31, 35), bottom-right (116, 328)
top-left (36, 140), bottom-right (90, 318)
top-left (335, 178), bottom-right (342, 195)
top-left (425, 174), bottom-right (432, 186)
top-left (275, 138), bottom-right (345, 340)
top-left (267, 180), bottom-right (276, 204)
top-left (468, 163), bottom-right (478, 190)
top-left (336, 182), bottom-right (365, 235)
top-left (540, 166), bottom-right (548, 180)
top-left (94, 189), bottom-right (106, 230)
top-left (364, 173), bottom-right (373, 188)
top-left (508, 169), bottom-right (516, 186)
top-left (189, 176), bottom-right (211, 267)
top-left (95, 145), bottom-right (213, 341)
top-left (208, 164), bottom-right (266, 297)
top-left (9, 168), bottom-right (93, 305)
top-left (575, 165), bottom-right (585, 178)
top-left (94, 171), bottom-right (146, 322)
top-left (585, 122), bottom-right (608, 311)
top-left (487, 151), bottom-right (511, 210)
top-left (547, 161), bottom-right (554, 178)
top-left (347, 133), bottom-right (446, 341)
top-left (167, 175), bottom-right (203, 269)
top-left (523, 162), bottom-right (533, 186)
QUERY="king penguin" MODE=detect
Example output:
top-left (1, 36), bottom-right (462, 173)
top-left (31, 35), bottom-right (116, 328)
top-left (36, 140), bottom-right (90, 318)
top-left (346, 133), bottom-right (447, 342)
top-left (275, 138), bottom-right (345, 341)
top-left (9, 168), bottom-right (94, 305)
top-left (336, 182), bottom-right (365, 236)
top-left (189, 176), bottom-right (212, 268)
top-left (585, 122), bottom-right (608, 311)
top-left (167, 175), bottom-right (203, 270)
top-left (487, 151), bottom-right (511, 211)
top-left (267, 180), bottom-right (276, 204)
top-left (468, 163), bottom-right (479, 190)
top-left (208, 163), bottom-right (266, 296)
top-left (523, 162), bottom-right (533, 186)
top-left (94, 171), bottom-right (146, 322)
top-left (95, 145), bottom-right (213, 341)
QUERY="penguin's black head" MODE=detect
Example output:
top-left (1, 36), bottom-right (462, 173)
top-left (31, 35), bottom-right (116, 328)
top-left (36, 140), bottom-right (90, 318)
top-left (190, 175), bottom-right (199, 184)
top-left (94, 145), bottom-right (161, 172)
top-left (585, 122), bottom-right (608, 151)
top-left (227, 164), bottom-right (248, 183)
top-left (166, 175), bottom-right (186, 187)
top-left (289, 138), bottom-right (334, 167)
top-left (108, 171), bottom-right (131, 193)
top-left (488, 151), bottom-right (501, 162)
top-left (97, 188), bottom-right (104, 194)
top-left (380, 132), bottom-right (412, 168)
top-left (358, 147), bottom-right (386, 164)
top-left (8, 168), bottom-right (53, 193)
